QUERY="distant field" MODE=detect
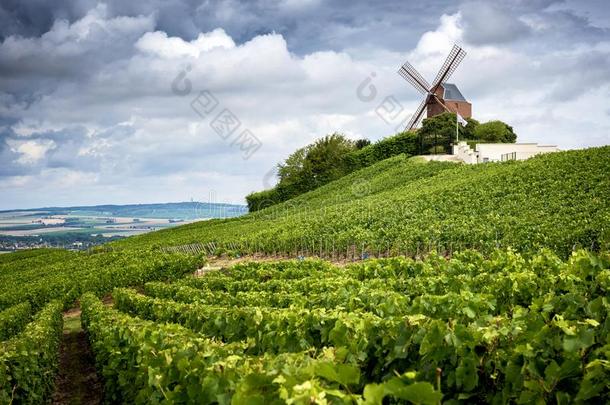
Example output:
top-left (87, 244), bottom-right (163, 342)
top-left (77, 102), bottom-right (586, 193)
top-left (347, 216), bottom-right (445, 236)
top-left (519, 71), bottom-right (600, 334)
top-left (0, 214), bottom-right (174, 237)
top-left (0, 202), bottom-right (247, 245)
top-left (1, 227), bottom-right (86, 237)
top-left (0, 201), bottom-right (247, 220)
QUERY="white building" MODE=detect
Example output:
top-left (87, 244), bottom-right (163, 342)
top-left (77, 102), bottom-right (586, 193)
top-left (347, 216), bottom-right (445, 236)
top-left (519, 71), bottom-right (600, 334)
top-left (452, 141), bottom-right (559, 164)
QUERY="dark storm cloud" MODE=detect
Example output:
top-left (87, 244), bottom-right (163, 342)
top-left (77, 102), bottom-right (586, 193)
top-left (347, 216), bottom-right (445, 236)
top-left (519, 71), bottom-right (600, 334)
top-left (3, 1), bottom-right (609, 55)
top-left (0, 127), bottom-right (23, 176)
top-left (0, 0), bottom-right (92, 39)
top-left (0, 0), bottom-right (454, 53)
top-left (544, 50), bottom-right (610, 102)
top-left (460, 1), bottom-right (532, 45)
top-left (0, 0), bottom-right (609, 209)
top-left (0, 126), bottom-right (102, 175)
top-left (0, 5), bottom-right (154, 103)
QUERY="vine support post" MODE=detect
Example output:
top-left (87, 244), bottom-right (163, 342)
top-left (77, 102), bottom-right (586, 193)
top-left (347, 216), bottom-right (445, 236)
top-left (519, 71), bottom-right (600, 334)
top-left (319, 238), bottom-right (322, 258)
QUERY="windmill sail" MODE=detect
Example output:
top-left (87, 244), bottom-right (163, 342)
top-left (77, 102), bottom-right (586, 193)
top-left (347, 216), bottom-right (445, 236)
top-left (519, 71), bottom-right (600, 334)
top-left (397, 44), bottom-right (468, 130)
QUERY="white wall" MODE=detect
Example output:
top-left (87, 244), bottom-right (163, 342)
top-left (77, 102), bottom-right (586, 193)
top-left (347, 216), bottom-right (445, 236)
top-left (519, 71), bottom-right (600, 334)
top-left (475, 143), bottom-right (559, 163)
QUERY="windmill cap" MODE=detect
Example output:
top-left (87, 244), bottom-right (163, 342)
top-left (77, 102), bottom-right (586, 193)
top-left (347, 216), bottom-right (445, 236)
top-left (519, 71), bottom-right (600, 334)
top-left (442, 83), bottom-right (467, 102)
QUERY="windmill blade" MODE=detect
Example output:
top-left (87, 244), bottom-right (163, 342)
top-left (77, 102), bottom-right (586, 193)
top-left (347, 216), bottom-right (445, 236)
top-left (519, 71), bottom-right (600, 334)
top-left (431, 94), bottom-right (451, 112)
top-left (430, 44), bottom-right (466, 94)
top-left (397, 61), bottom-right (431, 94)
top-left (406, 97), bottom-right (428, 130)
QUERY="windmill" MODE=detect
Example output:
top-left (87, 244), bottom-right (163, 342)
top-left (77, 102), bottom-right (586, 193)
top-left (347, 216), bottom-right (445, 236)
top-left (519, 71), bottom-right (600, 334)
top-left (398, 44), bottom-right (471, 130)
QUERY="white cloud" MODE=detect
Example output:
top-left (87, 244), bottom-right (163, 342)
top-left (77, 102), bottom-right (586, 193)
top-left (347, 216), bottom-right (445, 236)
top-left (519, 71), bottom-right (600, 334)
top-left (413, 13), bottom-right (464, 58)
top-left (10, 140), bottom-right (56, 164)
top-left (135, 28), bottom-right (236, 58)
top-left (0, 2), bottom-right (609, 209)
top-left (0, 4), bottom-right (154, 61)
top-left (401, 9), bottom-right (610, 151)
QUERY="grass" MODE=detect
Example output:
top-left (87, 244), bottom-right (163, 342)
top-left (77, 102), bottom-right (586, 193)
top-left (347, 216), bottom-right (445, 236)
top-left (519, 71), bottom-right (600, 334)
top-left (63, 314), bottom-right (82, 334)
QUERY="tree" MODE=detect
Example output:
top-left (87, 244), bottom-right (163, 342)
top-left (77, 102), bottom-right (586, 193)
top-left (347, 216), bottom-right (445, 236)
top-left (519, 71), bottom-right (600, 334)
top-left (355, 139), bottom-right (371, 149)
top-left (462, 117), bottom-right (480, 139)
top-left (278, 146), bottom-right (310, 186)
top-left (473, 120), bottom-right (517, 143)
top-left (418, 112), bottom-right (479, 154)
top-left (302, 133), bottom-right (356, 186)
top-left (246, 131), bottom-right (419, 211)
top-left (276, 133), bottom-right (356, 190)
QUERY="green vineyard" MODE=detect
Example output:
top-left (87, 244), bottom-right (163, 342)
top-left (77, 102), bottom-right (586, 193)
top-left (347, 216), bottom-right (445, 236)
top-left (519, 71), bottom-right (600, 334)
top-left (0, 249), bottom-right (202, 311)
top-left (83, 250), bottom-right (608, 403)
top-left (1, 147), bottom-right (609, 403)
top-left (116, 147), bottom-right (610, 258)
top-left (0, 248), bottom-right (203, 403)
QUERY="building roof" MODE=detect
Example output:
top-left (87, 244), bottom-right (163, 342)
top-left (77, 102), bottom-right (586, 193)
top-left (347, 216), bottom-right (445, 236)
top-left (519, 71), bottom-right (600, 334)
top-left (442, 83), bottom-right (467, 102)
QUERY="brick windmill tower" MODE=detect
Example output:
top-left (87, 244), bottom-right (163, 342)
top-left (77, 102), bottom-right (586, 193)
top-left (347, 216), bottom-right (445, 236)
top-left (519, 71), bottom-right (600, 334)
top-left (398, 44), bottom-right (472, 130)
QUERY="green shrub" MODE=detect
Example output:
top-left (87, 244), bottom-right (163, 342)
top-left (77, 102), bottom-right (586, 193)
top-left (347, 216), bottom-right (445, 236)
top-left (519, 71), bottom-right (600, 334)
top-left (247, 131), bottom-right (419, 211)
top-left (83, 291), bottom-right (443, 403)
top-left (473, 120), bottom-right (517, 143)
top-left (88, 251), bottom-right (610, 402)
top-left (80, 293), bottom-right (374, 404)
top-left (418, 112), bottom-right (480, 153)
top-left (428, 145), bottom-right (445, 154)
top-left (344, 131), bottom-right (418, 170)
top-left (0, 301), bottom-right (63, 403)
top-left (245, 188), bottom-right (282, 211)
top-left (0, 250), bottom-right (203, 311)
top-left (0, 302), bottom-right (32, 341)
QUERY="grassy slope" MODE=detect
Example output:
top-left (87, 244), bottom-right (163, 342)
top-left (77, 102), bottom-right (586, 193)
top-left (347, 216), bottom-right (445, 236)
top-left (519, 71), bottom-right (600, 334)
top-left (115, 147), bottom-right (610, 257)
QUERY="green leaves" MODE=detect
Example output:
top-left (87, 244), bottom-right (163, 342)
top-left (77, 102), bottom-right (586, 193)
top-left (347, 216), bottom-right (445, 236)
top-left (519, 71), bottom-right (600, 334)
top-left (312, 361), bottom-right (360, 387)
top-left (0, 302), bottom-right (32, 341)
top-left (0, 249), bottom-right (202, 312)
top-left (0, 301), bottom-right (63, 403)
top-left (82, 250), bottom-right (610, 403)
top-left (455, 354), bottom-right (479, 392)
top-left (363, 378), bottom-right (442, 405)
top-left (82, 294), bottom-right (368, 403)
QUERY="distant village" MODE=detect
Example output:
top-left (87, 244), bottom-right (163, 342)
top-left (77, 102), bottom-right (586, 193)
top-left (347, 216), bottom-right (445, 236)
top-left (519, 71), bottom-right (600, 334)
top-left (0, 234), bottom-right (124, 252)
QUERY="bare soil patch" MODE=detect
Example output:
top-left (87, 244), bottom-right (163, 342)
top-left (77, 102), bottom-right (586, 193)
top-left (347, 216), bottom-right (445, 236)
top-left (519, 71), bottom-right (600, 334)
top-left (51, 311), bottom-right (103, 405)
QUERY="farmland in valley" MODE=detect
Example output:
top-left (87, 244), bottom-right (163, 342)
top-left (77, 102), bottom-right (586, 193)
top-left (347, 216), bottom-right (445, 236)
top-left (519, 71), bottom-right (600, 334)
top-left (0, 202), bottom-right (247, 251)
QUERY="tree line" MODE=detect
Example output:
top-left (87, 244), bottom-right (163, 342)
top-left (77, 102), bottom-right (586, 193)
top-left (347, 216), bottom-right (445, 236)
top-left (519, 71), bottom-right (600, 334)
top-left (246, 113), bottom-right (516, 211)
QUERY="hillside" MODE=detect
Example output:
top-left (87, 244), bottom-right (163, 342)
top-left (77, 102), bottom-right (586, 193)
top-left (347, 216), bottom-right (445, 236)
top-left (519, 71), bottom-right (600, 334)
top-left (2, 146), bottom-right (609, 403)
top-left (116, 146), bottom-right (610, 258)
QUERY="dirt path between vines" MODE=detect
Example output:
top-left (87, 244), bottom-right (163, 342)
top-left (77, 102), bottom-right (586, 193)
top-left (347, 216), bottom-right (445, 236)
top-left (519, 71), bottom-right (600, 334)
top-left (51, 300), bottom-right (111, 405)
top-left (196, 255), bottom-right (353, 276)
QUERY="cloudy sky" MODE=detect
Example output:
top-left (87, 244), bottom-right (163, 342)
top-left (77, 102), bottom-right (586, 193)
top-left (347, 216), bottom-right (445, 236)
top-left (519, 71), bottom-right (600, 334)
top-left (1, 0), bottom-right (609, 210)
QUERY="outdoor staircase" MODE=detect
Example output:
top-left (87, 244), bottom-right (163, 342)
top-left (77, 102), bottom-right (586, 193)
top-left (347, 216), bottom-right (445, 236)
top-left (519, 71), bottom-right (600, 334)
top-left (452, 141), bottom-right (478, 164)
